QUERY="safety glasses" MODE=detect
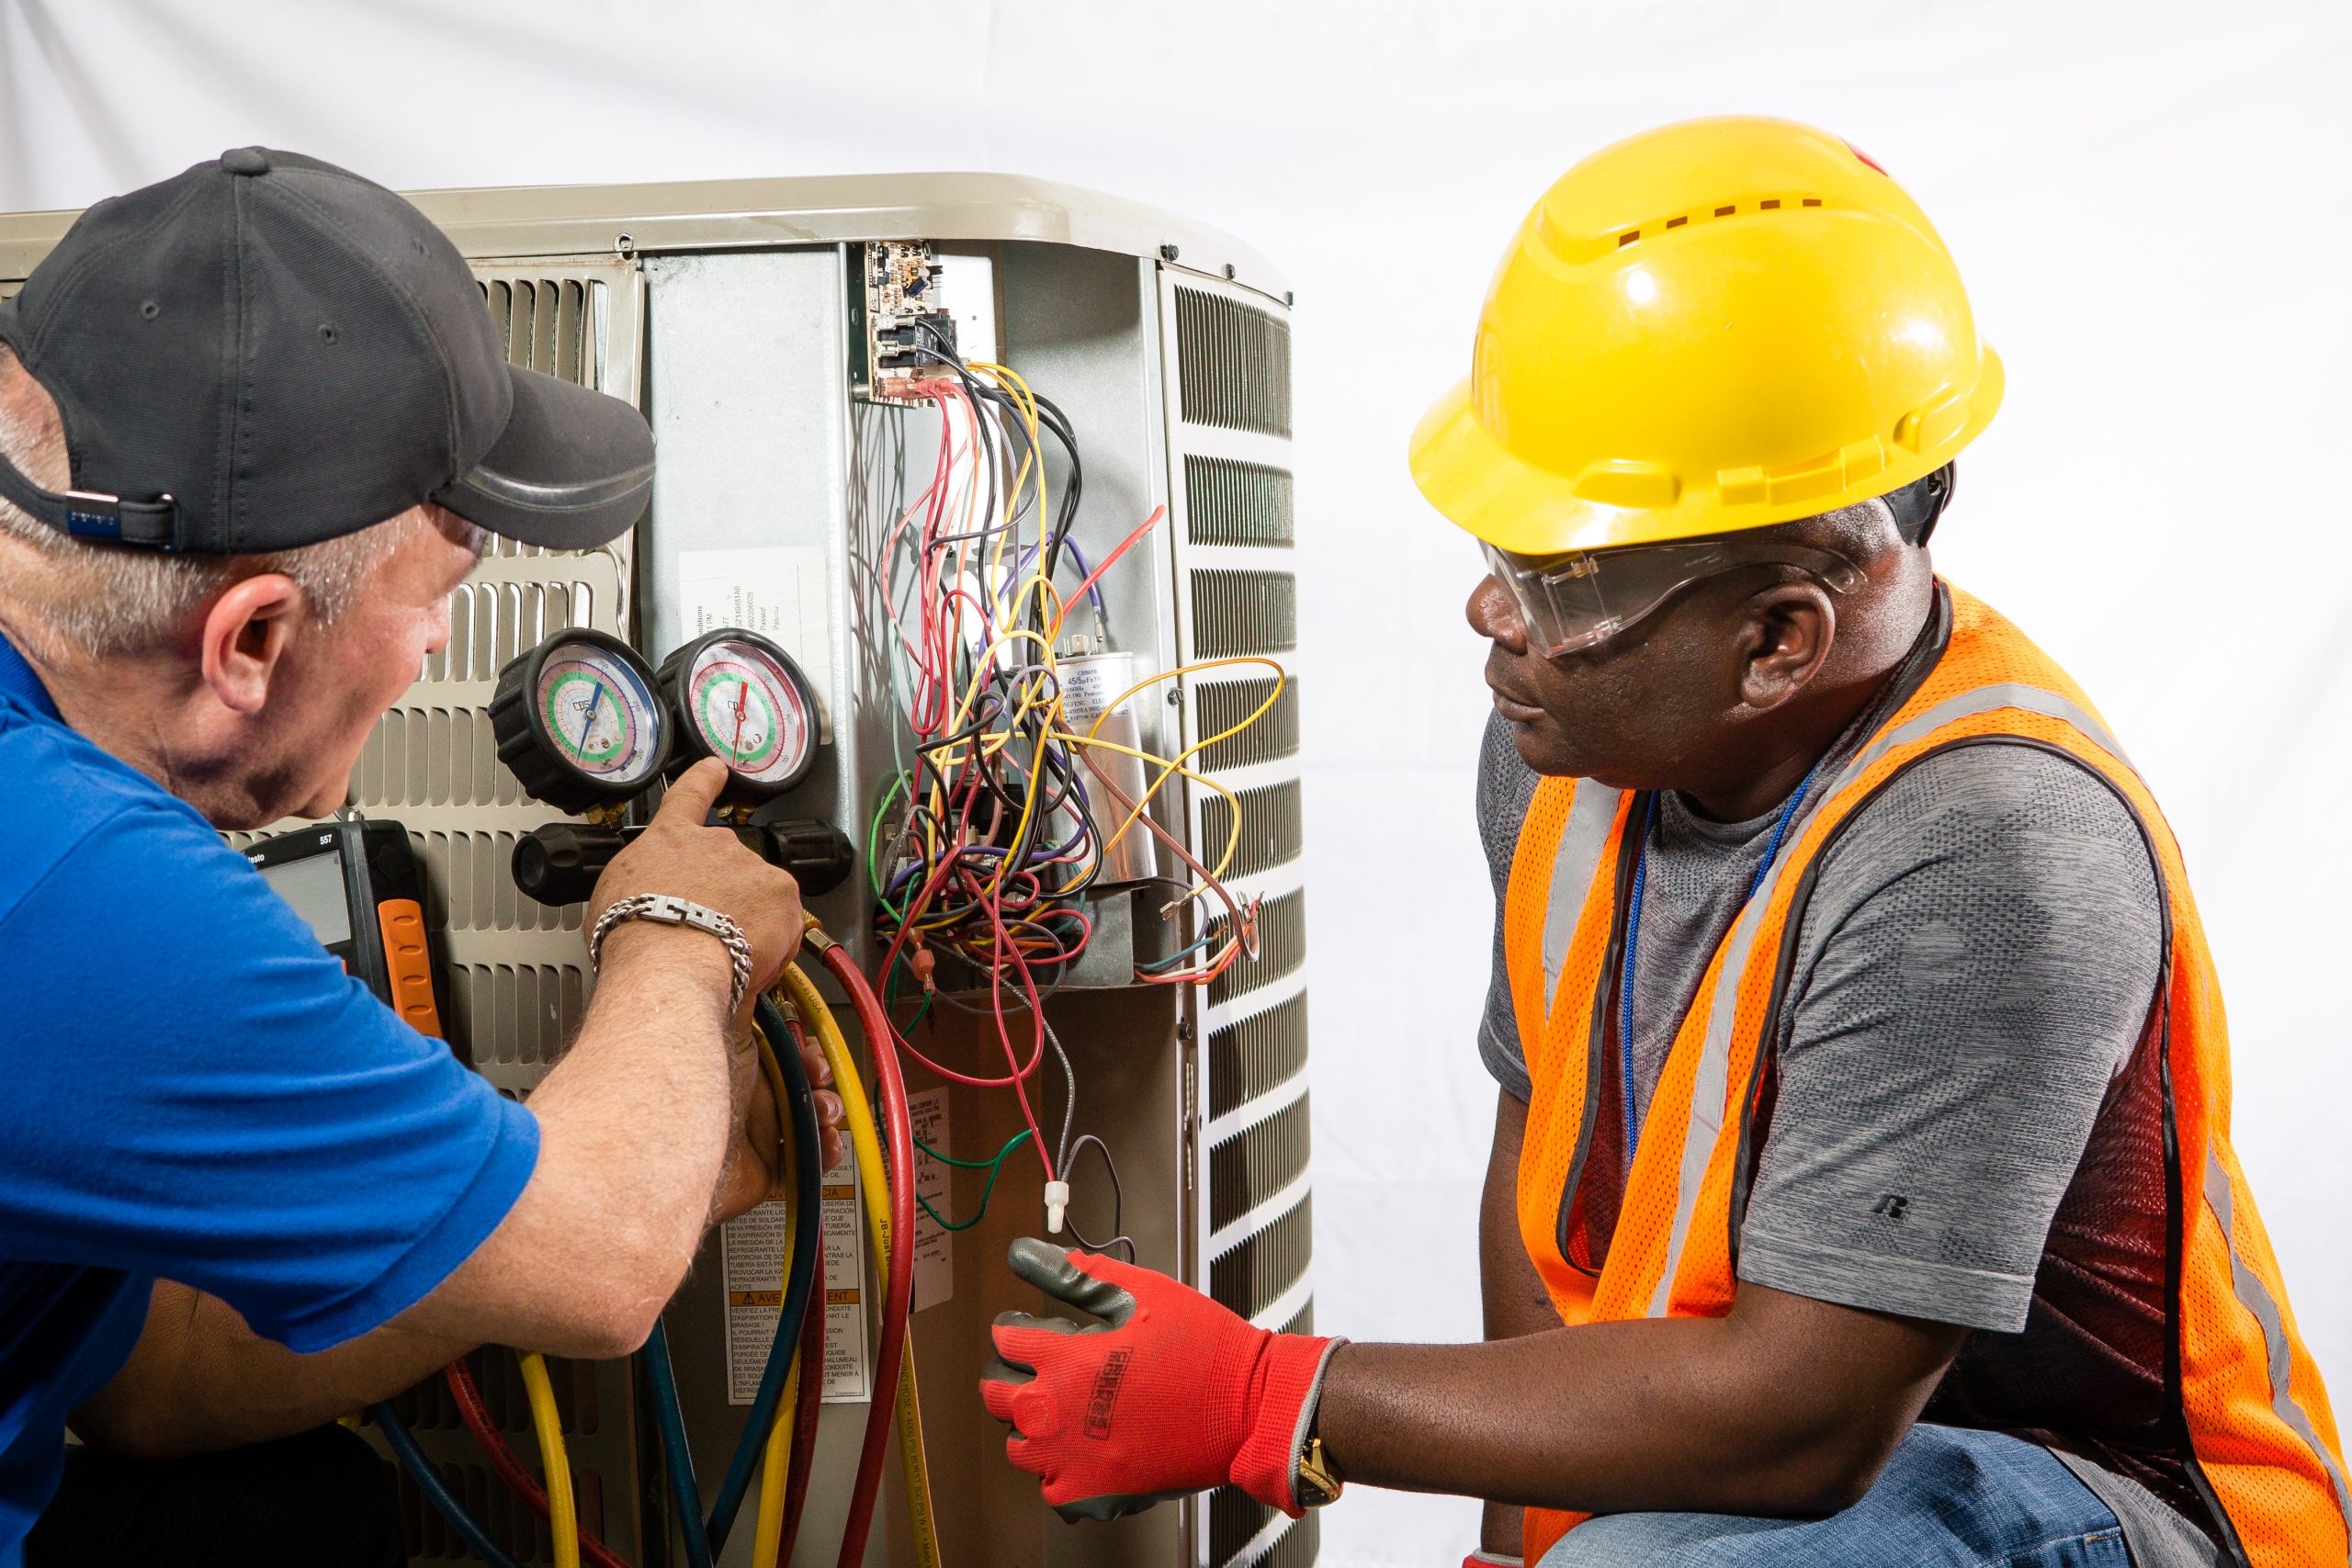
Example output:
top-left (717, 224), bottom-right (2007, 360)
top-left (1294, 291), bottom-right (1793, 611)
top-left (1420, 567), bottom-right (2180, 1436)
top-left (1481, 536), bottom-right (1866, 659)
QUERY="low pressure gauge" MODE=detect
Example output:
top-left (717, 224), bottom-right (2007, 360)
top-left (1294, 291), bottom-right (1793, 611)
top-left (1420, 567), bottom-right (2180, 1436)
top-left (657, 628), bottom-right (823, 801)
top-left (489, 629), bottom-right (673, 813)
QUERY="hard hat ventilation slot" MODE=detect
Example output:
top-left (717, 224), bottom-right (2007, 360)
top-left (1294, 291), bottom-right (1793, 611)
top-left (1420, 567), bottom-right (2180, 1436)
top-left (1603, 193), bottom-right (1827, 251)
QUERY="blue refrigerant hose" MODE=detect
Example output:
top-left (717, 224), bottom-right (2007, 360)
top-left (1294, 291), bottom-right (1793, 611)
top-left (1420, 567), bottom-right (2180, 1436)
top-left (645, 1319), bottom-right (718, 1568)
top-left (374, 1399), bottom-right (525, 1568)
top-left (378, 993), bottom-right (826, 1568)
top-left (701, 993), bottom-right (828, 1551)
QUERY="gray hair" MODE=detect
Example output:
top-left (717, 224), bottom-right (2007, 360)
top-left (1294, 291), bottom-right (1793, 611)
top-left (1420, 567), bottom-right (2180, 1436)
top-left (0, 345), bottom-right (477, 659)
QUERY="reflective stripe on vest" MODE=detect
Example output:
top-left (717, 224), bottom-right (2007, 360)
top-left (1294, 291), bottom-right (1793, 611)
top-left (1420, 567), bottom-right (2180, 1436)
top-left (1501, 586), bottom-right (2348, 1568)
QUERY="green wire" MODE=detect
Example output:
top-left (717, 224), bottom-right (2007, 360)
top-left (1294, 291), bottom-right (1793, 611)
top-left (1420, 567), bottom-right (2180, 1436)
top-left (914, 1129), bottom-right (1034, 1233)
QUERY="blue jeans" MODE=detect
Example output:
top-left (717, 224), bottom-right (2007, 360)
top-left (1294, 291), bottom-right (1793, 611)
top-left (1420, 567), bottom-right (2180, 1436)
top-left (1538, 1425), bottom-right (2130, 1567)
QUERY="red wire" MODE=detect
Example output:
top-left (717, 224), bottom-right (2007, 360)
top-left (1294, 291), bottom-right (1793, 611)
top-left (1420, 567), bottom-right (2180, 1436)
top-left (813, 937), bottom-right (917, 1568)
top-left (1049, 505), bottom-right (1166, 639)
top-left (442, 1359), bottom-right (634, 1568)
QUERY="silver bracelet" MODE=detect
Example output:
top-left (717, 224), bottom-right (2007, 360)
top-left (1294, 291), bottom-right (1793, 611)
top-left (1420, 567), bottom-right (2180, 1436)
top-left (588, 894), bottom-right (753, 1014)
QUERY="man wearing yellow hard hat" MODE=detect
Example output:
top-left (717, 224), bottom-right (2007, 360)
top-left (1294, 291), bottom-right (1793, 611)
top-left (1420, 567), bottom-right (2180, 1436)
top-left (979, 118), bottom-right (2346, 1568)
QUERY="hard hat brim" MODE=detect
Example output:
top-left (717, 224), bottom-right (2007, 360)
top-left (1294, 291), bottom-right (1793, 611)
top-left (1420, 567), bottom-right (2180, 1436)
top-left (1410, 348), bottom-right (2003, 555)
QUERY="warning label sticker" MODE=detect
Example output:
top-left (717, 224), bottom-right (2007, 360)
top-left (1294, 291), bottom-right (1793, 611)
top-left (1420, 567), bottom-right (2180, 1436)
top-left (720, 1139), bottom-right (869, 1405)
top-left (907, 1089), bottom-right (953, 1312)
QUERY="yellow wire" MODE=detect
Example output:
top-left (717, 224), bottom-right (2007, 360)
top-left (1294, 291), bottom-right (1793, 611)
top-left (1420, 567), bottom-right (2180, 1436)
top-left (779, 958), bottom-right (943, 1568)
top-left (518, 1351), bottom-right (580, 1568)
top-left (750, 1024), bottom-right (800, 1568)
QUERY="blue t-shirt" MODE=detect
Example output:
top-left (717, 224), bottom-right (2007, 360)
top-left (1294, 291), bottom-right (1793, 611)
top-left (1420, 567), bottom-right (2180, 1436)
top-left (0, 637), bottom-right (539, 1557)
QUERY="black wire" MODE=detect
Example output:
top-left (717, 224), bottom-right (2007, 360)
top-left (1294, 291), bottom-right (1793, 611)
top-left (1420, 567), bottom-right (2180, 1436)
top-left (1062, 1134), bottom-right (1135, 1262)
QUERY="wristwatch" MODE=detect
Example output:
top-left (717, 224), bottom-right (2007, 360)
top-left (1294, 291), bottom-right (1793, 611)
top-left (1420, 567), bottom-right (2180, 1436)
top-left (1295, 1427), bottom-right (1343, 1509)
top-left (588, 893), bottom-right (753, 1013)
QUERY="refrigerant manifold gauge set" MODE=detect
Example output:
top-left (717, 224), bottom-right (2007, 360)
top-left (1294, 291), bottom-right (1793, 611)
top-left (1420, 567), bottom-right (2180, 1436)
top-left (486, 626), bottom-right (850, 904)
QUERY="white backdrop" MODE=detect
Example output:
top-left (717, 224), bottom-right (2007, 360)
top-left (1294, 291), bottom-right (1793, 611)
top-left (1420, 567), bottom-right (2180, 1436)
top-left (5, 3), bottom-right (2347, 1562)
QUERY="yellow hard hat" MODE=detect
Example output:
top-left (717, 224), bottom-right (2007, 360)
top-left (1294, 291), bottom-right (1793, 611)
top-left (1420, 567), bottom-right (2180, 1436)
top-left (1410, 116), bottom-right (2000, 555)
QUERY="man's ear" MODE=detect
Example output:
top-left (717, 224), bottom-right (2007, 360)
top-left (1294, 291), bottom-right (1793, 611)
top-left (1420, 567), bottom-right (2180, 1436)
top-left (1735, 581), bottom-right (1838, 713)
top-left (198, 573), bottom-right (307, 715)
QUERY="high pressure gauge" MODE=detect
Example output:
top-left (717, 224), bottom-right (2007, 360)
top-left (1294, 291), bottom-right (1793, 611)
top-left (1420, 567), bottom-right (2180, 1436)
top-left (489, 628), bottom-right (673, 813)
top-left (656, 627), bottom-right (823, 802)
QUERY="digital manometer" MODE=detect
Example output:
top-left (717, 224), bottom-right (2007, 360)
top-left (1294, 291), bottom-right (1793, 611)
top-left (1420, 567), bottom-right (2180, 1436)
top-left (246, 820), bottom-right (445, 1039)
top-left (486, 628), bottom-right (672, 814)
top-left (656, 627), bottom-right (823, 800)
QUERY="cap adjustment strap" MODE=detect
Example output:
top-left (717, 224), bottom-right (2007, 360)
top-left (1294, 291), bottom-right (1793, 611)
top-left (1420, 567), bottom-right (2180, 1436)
top-left (0, 445), bottom-right (181, 550)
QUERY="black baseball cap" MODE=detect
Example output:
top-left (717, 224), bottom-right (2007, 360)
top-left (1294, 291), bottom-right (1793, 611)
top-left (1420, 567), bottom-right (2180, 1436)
top-left (0, 147), bottom-right (652, 554)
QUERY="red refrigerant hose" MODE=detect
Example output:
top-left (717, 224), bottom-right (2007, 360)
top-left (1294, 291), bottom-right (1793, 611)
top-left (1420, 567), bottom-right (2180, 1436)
top-left (775, 1265), bottom-right (828, 1565)
top-left (806, 927), bottom-right (917, 1568)
top-left (443, 1358), bottom-right (635, 1568)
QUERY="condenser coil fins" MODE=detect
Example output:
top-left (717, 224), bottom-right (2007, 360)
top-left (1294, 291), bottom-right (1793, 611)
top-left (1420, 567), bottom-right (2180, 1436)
top-left (1164, 269), bottom-right (1316, 1568)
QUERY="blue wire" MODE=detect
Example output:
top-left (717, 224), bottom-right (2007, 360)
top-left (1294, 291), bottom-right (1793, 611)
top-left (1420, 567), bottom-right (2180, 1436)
top-left (701, 994), bottom-right (828, 1552)
top-left (374, 1401), bottom-right (525, 1568)
top-left (1617, 759), bottom-right (1825, 1162)
top-left (645, 1321), bottom-right (717, 1568)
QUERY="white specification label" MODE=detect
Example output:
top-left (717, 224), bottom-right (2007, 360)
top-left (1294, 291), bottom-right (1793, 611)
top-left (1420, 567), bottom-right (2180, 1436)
top-left (676, 546), bottom-right (834, 740)
top-left (819, 1142), bottom-right (871, 1403)
top-left (720, 1139), bottom-right (869, 1405)
top-left (907, 1088), bottom-right (954, 1313)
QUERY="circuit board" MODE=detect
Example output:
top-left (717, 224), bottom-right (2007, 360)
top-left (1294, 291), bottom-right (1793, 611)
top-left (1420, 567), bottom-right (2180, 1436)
top-left (855, 240), bottom-right (957, 402)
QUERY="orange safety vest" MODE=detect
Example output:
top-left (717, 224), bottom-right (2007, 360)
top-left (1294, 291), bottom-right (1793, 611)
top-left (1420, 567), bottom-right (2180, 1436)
top-left (1503, 586), bottom-right (2348, 1566)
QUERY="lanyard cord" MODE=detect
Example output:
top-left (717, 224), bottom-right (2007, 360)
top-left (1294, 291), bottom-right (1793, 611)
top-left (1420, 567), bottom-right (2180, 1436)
top-left (1618, 756), bottom-right (1825, 1160)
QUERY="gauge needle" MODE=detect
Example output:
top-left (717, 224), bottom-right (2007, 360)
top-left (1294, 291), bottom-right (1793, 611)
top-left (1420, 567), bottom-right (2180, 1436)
top-left (729, 678), bottom-right (750, 761)
top-left (575, 682), bottom-right (605, 759)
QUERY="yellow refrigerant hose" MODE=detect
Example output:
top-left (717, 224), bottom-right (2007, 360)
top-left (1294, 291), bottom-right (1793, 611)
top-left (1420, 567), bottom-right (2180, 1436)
top-left (779, 958), bottom-right (944, 1568)
top-left (518, 1350), bottom-right (582, 1568)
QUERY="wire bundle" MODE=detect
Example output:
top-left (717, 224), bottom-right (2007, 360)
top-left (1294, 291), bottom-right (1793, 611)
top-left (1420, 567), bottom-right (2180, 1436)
top-left (853, 340), bottom-right (1285, 1213)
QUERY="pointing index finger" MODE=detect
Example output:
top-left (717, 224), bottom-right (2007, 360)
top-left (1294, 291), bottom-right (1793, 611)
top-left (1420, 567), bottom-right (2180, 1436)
top-left (659, 757), bottom-right (732, 820)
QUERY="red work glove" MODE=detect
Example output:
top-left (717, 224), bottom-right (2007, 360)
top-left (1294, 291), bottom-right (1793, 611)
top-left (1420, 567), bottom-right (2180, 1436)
top-left (979, 1238), bottom-right (1342, 1523)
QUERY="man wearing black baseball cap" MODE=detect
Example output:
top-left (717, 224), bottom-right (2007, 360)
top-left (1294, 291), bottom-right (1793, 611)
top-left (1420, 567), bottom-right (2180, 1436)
top-left (0, 151), bottom-right (837, 1566)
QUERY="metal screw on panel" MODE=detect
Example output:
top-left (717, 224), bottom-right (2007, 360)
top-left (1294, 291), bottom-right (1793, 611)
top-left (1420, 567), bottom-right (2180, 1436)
top-left (1166, 688), bottom-right (1182, 705)
top-left (1159, 243), bottom-right (1180, 262)
top-left (1176, 1016), bottom-right (1193, 1042)
top-left (1285, 290), bottom-right (1295, 307)
top-left (614, 232), bottom-right (637, 260)
top-left (1223, 263), bottom-right (1237, 280)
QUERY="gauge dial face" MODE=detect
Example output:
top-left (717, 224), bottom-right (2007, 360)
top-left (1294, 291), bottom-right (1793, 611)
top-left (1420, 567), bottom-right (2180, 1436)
top-left (534, 640), bottom-right (665, 790)
top-left (684, 637), bottom-right (814, 789)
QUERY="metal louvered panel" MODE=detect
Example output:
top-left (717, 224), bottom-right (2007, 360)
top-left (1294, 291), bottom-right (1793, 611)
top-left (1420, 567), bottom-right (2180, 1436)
top-left (1173, 287), bottom-right (1293, 437)
top-left (1208, 991), bottom-right (1309, 1119)
top-left (1210, 1091), bottom-right (1311, 1231)
top-left (1197, 677), bottom-right (1299, 772)
top-left (1198, 778), bottom-right (1304, 880)
top-left (1209, 1192), bottom-right (1313, 1325)
top-left (1190, 569), bottom-right (1297, 657)
top-left (1184, 456), bottom-right (1294, 547)
top-left (1163, 268), bottom-right (1313, 1568)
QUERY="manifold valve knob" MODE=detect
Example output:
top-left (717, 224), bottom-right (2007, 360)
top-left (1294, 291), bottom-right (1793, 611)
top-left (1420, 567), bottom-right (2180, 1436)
top-left (513, 822), bottom-right (632, 907)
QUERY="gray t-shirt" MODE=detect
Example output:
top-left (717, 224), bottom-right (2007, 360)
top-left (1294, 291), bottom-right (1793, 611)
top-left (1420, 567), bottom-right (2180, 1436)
top-left (1476, 605), bottom-right (2217, 1566)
